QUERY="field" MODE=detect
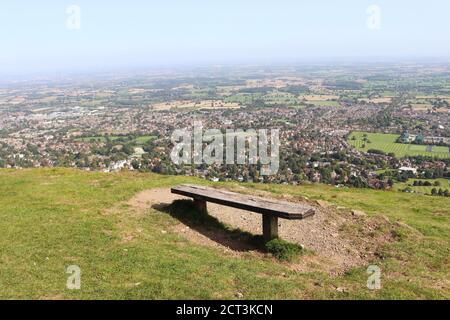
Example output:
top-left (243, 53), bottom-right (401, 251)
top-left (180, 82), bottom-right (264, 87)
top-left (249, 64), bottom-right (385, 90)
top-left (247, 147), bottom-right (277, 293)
top-left (224, 92), bottom-right (340, 107)
top-left (411, 104), bottom-right (433, 112)
top-left (348, 131), bottom-right (450, 159)
top-left (225, 92), bottom-right (304, 107)
top-left (358, 98), bottom-right (392, 104)
top-left (300, 95), bottom-right (340, 101)
top-left (300, 95), bottom-right (340, 107)
top-left (74, 135), bottom-right (156, 145)
top-left (306, 100), bottom-right (340, 107)
top-left (0, 168), bottom-right (449, 299)
top-left (394, 179), bottom-right (450, 195)
top-left (152, 100), bottom-right (240, 111)
top-left (261, 91), bottom-right (301, 106)
top-left (224, 93), bottom-right (262, 105)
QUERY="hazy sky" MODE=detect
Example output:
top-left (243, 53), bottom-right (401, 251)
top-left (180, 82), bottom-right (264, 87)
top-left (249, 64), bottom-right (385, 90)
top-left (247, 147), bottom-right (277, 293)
top-left (1, 0), bottom-right (450, 75)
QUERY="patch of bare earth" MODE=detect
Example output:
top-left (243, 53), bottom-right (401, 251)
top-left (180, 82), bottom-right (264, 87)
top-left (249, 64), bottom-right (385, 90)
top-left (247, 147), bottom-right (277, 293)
top-left (128, 187), bottom-right (396, 274)
top-left (40, 294), bottom-right (64, 300)
top-left (127, 188), bottom-right (260, 255)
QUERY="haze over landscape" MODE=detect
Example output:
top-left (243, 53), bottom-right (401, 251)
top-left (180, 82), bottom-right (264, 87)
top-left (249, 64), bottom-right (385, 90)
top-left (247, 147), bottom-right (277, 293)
top-left (0, 1), bottom-right (449, 302)
top-left (2, 0), bottom-right (450, 75)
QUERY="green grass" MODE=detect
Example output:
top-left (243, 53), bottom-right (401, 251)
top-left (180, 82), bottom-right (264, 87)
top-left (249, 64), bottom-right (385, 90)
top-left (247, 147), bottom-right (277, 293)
top-left (265, 239), bottom-right (303, 261)
top-left (348, 131), bottom-right (450, 159)
top-left (394, 179), bottom-right (450, 195)
top-left (224, 93), bottom-right (263, 105)
top-left (0, 168), bottom-right (449, 299)
top-left (225, 91), bottom-right (304, 107)
top-left (134, 136), bottom-right (157, 144)
top-left (307, 100), bottom-right (340, 107)
top-left (74, 135), bottom-right (156, 145)
top-left (261, 91), bottom-right (302, 106)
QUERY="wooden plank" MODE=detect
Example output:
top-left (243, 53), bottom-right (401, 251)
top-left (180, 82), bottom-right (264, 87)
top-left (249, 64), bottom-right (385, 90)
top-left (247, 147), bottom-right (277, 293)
top-left (171, 184), bottom-right (315, 220)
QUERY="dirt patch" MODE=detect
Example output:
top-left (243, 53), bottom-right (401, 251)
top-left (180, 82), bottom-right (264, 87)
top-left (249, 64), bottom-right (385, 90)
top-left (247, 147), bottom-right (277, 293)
top-left (128, 188), bottom-right (176, 210)
top-left (129, 189), bottom-right (263, 256)
top-left (40, 294), bottom-right (64, 300)
top-left (129, 187), bottom-right (395, 274)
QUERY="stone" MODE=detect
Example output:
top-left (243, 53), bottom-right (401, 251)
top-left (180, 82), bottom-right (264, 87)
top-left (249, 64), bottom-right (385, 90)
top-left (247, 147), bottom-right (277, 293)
top-left (316, 200), bottom-right (331, 208)
top-left (351, 210), bottom-right (367, 217)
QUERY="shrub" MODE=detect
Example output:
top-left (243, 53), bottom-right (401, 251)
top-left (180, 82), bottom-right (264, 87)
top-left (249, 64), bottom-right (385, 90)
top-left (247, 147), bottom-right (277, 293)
top-left (367, 149), bottom-right (386, 155)
top-left (265, 239), bottom-right (302, 261)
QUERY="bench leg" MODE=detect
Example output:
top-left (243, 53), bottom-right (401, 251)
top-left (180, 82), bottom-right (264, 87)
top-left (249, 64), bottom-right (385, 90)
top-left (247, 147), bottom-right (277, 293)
top-left (193, 199), bottom-right (207, 214)
top-left (263, 214), bottom-right (278, 241)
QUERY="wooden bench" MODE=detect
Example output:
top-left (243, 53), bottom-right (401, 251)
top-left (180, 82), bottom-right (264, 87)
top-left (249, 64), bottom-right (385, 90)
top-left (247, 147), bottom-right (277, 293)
top-left (171, 184), bottom-right (315, 241)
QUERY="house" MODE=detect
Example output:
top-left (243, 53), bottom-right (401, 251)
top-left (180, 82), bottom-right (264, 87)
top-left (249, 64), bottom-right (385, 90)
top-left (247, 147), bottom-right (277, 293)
top-left (399, 166), bottom-right (417, 174)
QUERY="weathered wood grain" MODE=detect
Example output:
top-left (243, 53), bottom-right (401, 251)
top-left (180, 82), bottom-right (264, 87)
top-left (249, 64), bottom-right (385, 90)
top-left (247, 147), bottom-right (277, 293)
top-left (171, 184), bottom-right (315, 220)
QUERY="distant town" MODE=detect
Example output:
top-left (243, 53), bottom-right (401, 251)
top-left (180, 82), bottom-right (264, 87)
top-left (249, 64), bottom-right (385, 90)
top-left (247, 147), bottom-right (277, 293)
top-left (1, 64), bottom-right (449, 196)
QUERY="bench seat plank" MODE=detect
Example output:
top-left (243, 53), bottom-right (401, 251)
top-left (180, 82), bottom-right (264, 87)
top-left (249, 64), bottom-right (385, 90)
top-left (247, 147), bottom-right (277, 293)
top-left (171, 184), bottom-right (315, 220)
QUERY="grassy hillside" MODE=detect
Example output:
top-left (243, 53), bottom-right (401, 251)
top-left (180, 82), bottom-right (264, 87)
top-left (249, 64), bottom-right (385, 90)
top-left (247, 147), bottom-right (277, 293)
top-left (0, 168), bottom-right (449, 299)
